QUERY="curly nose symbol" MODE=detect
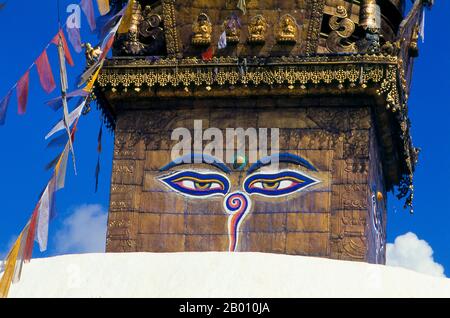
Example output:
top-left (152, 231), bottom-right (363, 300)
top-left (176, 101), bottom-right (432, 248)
top-left (224, 192), bottom-right (252, 252)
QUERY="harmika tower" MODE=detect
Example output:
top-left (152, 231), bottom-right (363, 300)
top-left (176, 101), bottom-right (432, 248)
top-left (95, 0), bottom-right (429, 264)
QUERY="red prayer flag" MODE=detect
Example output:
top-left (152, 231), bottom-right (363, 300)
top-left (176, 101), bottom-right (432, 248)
top-left (71, 121), bottom-right (78, 143)
top-left (95, 156), bottom-right (100, 193)
top-left (202, 47), bottom-right (214, 61)
top-left (16, 71), bottom-right (29, 115)
top-left (100, 34), bottom-right (115, 60)
top-left (36, 50), bottom-right (56, 94)
top-left (24, 204), bottom-right (39, 263)
top-left (81, 0), bottom-right (96, 31)
top-left (51, 30), bottom-right (74, 67)
top-left (97, 124), bottom-right (103, 153)
top-left (0, 89), bottom-right (12, 125)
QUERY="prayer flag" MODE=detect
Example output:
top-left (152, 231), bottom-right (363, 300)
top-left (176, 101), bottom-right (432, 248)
top-left (45, 153), bottom-right (62, 171)
top-left (79, 16), bottom-right (121, 86)
top-left (100, 36), bottom-right (114, 60)
top-left (16, 71), bottom-right (29, 115)
top-left (78, 62), bottom-right (100, 87)
top-left (96, 5), bottom-right (127, 39)
top-left (237, 0), bottom-right (246, 15)
top-left (95, 124), bottom-right (103, 192)
top-left (24, 205), bottom-right (39, 263)
top-left (230, 13), bottom-right (241, 28)
top-left (51, 30), bottom-right (74, 67)
top-left (0, 232), bottom-right (23, 298)
top-left (84, 66), bottom-right (102, 92)
top-left (46, 133), bottom-right (68, 148)
top-left (36, 50), bottom-right (56, 93)
top-left (97, 124), bottom-right (103, 153)
top-left (55, 143), bottom-right (70, 191)
top-left (100, 15), bottom-right (122, 60)
top-left (218, 31), bottom-right (227, 50)
top-left (118, 0), bottom-right (135, 34)
top-left (95, 156), bottom-right (100, 193)
top-left (81, 0), bottom-right (96, 31)
top-left (36, 178), bottom-right (56, 252)
top-left (45, 101), bottom-right (85, 140)
top-left (420, 9), bottom-right (426, 43)
top-left (12, 223), bottom-right (30, 283)
top-left (0, 90), bottom-right (12, 125)
top-left (66, 26), bottom-right (82, 53)
top-left (56, 38), bottom-right (77, 174)
top-left (45, 89), bottom-right (89, 111)
top-left (96, 0), bottom-right (110, 16)
top-left (202, 47), bottom-right (214, 61)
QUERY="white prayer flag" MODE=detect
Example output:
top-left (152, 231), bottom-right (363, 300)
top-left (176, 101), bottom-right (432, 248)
top-left (55, 144), bottom-right (70, 191)
top-left (36, 180), bottom-right (55, 252)
top-left (237, 0), bottom-right (246, 15)
top-left (45, 101), bottom-right (85, 140)
top-left (218, 31), bottom-right (227, 49)
top-left (420, 9), bottom-right (425, 43)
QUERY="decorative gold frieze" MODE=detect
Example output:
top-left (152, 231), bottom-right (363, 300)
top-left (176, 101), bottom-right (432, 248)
top-left (98, 55), bottom-right (396, 96)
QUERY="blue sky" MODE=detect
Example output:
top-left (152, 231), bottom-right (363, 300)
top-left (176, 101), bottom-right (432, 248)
top-left (0, 1), bottom-right (448, 277)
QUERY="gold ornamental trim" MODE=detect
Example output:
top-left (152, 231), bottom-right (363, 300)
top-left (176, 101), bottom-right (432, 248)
top-left (97, 54), bottom-right (401, 111)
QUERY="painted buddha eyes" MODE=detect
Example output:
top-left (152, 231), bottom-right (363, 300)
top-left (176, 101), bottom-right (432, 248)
top-left (244, 171), bottom-right (320, 197)
top-left (159, 171), bottom-right (230, 197)
top-left (160, 170), bottom-right (319, 198)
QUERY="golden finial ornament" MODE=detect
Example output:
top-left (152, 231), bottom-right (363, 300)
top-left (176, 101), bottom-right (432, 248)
top-left (409, 24), bottom-right (420, 58)
top-left (360, 0), bottom-right (380, 30)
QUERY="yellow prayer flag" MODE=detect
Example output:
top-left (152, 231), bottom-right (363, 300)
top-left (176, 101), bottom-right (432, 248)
top-left (55, 143), bottom-right (70, 191)
top-left (84, 66), bottom-right (102, 93)
top-left (96, 0), bottom-right (110, 16)
top-left (118, 0), bottom-right (135, 34)
top-left (0, 232), bottom-right (23, 298)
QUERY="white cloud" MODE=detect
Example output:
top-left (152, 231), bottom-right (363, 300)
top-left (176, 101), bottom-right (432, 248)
top-left (54, 204), bottom-right (108, 254)
top-left (0, 235), bottom-right (18, 260)
top-left (386, 232), bottom-right (445, 278)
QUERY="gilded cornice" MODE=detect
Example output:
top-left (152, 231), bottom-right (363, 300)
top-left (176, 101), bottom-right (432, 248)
top-left (97, 54), bottom-right (401, 111)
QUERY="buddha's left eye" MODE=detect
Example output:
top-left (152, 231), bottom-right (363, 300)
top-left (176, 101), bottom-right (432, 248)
top-left (244, 170), bottom-right (320, 197)
top-left (159, 171), bottom-right (230, 198)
